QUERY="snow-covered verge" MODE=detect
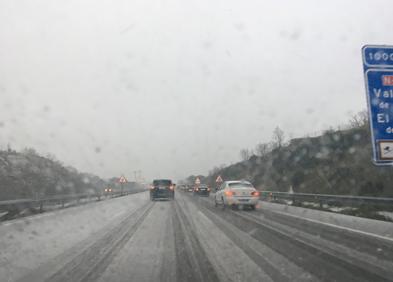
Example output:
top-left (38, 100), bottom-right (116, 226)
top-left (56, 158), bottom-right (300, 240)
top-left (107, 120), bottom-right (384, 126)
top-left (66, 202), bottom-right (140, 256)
top-left (378, 211), bottom-right (393, 221)
top-left (0, 191), bottom-right (149, 281)
top-left (258, 200), bottom-right (393, 239)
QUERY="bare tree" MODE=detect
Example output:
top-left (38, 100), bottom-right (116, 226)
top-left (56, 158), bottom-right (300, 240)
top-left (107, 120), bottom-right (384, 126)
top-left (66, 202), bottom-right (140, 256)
top-left (7, 143), bottom-right (14, 153)
top-left (22, 147), bottom-right (38, 156)
top-left (348, 110), bottom-right (369, 128)
top-left (255, 143), bottom-right (270, 157)
top-left (240, 149), bottom-right (251, 161)
top-left (272, 126), bottom-right (285, 148)
top-left (209, 166), bottom-right (221, 176)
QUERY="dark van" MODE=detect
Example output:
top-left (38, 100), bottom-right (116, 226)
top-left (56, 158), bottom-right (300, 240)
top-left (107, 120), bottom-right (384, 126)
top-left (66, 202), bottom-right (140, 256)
top-left (150, 179), bottom-right (175, 200)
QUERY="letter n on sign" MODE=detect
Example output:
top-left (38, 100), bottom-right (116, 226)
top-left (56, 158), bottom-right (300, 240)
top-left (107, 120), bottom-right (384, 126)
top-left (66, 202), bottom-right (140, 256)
top-left (382, 75), bottom-right (393, 86)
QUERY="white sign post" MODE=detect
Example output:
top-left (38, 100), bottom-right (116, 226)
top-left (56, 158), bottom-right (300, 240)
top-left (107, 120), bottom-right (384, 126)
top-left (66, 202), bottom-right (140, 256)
top-left (118, 175), bottom-right (128, 195)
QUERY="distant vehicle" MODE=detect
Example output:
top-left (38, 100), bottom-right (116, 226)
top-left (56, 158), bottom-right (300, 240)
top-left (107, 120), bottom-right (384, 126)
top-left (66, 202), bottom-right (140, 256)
top-left (193, 184), bottom-right (210, 196)
top-left (150, 179), bottom-right (175, 200)
top-left (104, 187), bottom-right (113, 194)
top-left (178, 184), bottom-right (189, 191)
top-left (177, 184), bottom-right (184, 191)
top-left (187, 185), bottom-right (193, 192)
top-left (214, 180), bottom-right (259, 210)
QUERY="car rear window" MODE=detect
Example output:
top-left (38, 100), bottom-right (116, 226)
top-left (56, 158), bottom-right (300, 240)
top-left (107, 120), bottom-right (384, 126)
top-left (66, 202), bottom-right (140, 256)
top-left (153, 180), bottom-right (172, 186)
top-left (228, 183), bottom-right (253, 188)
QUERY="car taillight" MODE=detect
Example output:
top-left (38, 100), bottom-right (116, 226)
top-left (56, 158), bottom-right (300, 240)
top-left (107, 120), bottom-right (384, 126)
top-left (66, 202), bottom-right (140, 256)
top-left (225, 190), bottom-right (235, 196)
top-left (169, 185), bottom-right (174, 190)
top-left (196, 188), bottom-right (199, 191)
top-left (251, 191), bottom-right (259, 197)
top-left (150, 185), bottom-right (154, 190)
top-left (207, 188), bottom-right (211, 192)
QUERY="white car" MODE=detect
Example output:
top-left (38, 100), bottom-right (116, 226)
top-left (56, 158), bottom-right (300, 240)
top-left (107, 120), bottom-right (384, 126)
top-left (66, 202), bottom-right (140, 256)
top-left (214, 180), bottom-right (259, 210)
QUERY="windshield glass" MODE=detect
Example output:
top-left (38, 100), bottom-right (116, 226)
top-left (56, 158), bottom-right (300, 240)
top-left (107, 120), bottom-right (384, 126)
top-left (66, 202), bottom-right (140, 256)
top-left (153, 180), bottom-right (172, 186)
top-left (1, 1), bottom-right (393, 282)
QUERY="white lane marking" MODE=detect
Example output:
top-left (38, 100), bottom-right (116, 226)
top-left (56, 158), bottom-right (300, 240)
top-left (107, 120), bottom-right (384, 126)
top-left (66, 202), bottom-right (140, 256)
top-left (261, 208), bottom-right (393, 243)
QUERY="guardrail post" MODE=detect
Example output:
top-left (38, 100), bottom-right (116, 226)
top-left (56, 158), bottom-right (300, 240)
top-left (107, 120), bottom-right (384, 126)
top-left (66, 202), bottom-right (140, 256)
top-left (39, 201), bottom-right (43, 213)
top-left (319, 199), bottom-right (323, 209)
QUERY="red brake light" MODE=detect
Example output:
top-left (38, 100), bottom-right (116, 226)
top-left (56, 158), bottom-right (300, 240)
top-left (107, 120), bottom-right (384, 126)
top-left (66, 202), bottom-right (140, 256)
top-left (251, 191), bottom-right (259, 197)
top-left (225, 190), bottom-right (235, 196)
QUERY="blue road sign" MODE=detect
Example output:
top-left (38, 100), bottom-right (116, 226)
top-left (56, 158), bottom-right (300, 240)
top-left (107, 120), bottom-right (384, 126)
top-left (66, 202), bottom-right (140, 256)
top-left (362, 45), bottom-right (393, 164)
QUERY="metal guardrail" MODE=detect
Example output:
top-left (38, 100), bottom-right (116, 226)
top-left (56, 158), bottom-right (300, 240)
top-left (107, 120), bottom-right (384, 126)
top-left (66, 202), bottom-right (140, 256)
top-left (260, 191), bottom-right (393, 208)
top-left (0, 190), bottom-right (142, 217)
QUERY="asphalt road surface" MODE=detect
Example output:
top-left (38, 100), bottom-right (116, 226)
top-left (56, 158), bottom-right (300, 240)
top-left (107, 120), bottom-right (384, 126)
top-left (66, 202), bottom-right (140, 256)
top-left (2, 191), bottom-right (393, 282)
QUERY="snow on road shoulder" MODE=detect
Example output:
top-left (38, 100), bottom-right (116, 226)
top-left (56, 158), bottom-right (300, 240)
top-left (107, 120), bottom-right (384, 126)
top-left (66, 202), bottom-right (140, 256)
top-left (258, 201), bottom-right (393, 239)
top-left (0, 192), bottom-right (149, 281)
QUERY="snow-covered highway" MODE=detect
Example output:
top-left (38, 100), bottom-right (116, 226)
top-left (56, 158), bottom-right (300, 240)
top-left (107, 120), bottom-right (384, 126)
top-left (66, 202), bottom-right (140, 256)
top-left (1, 191), bottom-right (392, 282)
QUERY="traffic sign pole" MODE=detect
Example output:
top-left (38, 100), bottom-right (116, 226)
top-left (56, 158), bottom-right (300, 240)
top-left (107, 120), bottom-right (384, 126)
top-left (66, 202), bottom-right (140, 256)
top-left (215, 175), bottom-right (223, 191)
top-left (118, 175), bottom-right (128, 196)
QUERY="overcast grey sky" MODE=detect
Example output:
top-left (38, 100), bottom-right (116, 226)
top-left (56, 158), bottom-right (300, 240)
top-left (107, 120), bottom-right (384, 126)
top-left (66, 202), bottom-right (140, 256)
top-left (0, 0), bottom-right (392, 181)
